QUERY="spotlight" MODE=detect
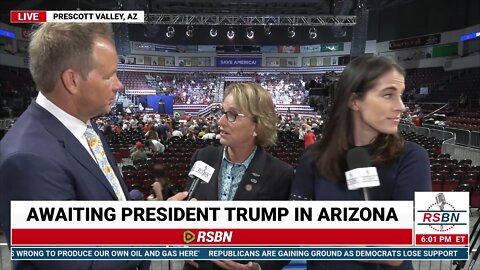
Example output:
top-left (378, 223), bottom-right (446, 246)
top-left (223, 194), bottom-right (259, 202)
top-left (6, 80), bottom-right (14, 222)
top-left (210, 27), bottom-right (218, 37)
top-left (357, 0), bottom-right (366, 9)
top-left (309, 27), bottom-right (317, 39)
top-left (166, 26), bottom-right (175, 38)
top-left (246, 27), bottom-right (254, 39)
top-left (186, 25), bottom-right (194, 37)
top-left (264, 24), bottom-right (271, 35)
top-left (288, 26), bottom-right (295, 38)
top-left (227, 27), bottom-right (235, 39)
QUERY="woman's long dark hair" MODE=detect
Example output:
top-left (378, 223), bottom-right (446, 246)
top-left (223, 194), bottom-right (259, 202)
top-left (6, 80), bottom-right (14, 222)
top-left (311, 55), bottom-right (406, 182)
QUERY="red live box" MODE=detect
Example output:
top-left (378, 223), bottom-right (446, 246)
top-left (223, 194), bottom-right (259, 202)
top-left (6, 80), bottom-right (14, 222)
top-left (11, 11), bottom-right (47, 23)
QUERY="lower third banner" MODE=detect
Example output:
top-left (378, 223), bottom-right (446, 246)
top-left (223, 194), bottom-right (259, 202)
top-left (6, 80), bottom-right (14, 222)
top-left (11, 247), bottom-right (468, 260)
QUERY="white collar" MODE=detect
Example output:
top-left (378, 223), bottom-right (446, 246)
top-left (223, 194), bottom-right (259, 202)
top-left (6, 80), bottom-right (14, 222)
top-left (35, 91), bottom-right (90, 140)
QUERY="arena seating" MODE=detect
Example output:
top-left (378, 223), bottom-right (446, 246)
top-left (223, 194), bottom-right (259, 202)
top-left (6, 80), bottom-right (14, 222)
top-left (447, 112), bottom-right (480, 131)
top-left (110, 128), bottom-right (305, 198)
top-left (405, 67), bottom-right (452, 96)
top-left (402, 131), bottom-right (480, 207)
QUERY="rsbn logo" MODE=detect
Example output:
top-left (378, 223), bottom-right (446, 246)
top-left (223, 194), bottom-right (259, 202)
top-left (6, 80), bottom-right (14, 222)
top-left (417, 193), bottom-right (467, 232)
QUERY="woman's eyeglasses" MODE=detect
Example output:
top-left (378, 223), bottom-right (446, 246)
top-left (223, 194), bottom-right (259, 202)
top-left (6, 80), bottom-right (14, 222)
top-left (219, 109), bottom-right (247, 122)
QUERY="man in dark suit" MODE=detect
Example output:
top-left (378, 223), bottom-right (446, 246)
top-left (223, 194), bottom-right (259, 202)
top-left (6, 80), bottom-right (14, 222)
top-left (0, 23), bottom-right (186, 270)
top-left (184, 83), bottom-right (293, 270)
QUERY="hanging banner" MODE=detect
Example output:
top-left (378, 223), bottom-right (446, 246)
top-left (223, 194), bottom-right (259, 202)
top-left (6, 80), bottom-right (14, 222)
top-left (215, 57), bottom-right (262, 67)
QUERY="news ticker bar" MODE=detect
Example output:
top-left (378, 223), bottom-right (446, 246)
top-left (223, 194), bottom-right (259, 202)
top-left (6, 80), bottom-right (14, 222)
top-left (10, 11), bottom-right (144, 23)
top-left (11, 247), bottom-right (468, 260)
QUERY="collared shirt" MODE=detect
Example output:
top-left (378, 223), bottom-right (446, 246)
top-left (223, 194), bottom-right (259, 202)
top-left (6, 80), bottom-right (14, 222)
top-left (218, 146), bottom-right (257, 201)
top-left (35, 92), bottom-right (95, 161)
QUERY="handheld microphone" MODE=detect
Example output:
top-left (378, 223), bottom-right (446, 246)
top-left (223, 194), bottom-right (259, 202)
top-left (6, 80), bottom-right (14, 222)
top-left (345, 147), bottom-right (380, 200)
top-left (185, 146), bottom-right (219, 201)
top-left (186, 160), bottom-right (215, 200)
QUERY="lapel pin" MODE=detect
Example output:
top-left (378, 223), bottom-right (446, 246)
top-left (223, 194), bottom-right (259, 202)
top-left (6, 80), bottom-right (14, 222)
top-left (250, 178), bottom-right (258, 184)
top-left (252, 172), bottom-right (260, 177)
top-left (245, 184), bottom-right (253, 192)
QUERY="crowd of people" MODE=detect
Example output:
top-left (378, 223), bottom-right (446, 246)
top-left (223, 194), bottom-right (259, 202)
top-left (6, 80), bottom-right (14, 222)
top-left (120, 71), bottom-right (314, 105)
top-left (154, 74), bottom-right (218, 104)
top-left (259, 74), bottom-right (310, 104)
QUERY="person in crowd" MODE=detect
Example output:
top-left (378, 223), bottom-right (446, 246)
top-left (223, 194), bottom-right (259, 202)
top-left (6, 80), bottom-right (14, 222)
top-left (184, 82), bottom-right (294, 270)
top-left (186, 127), bottom-right (197, 141)
top-left (459, 92), bottom-right (468, 109)
top-left (147, 139), bottom-right (165, 153)
top-left (299, 123), bottom-right (310, 141)
top-left (172, 128), bottom-right (183, 137)
top-left (290, 55), bottom-right (431, 270)
top-left (303, 128), bottom-right (316, 148)
top-left (129, 189), bottom-right (145, 201)
top-left (292, 112), bottom-right (301, 125)
top-left (0, 23), bottom-right (186, 270)
top-left (198, 126), bottom-right (207, 138)
top-left (147, 164), bottom-right (170, 201)
top-left (202, 129), bottom-right (217, 140)
top-left (402, 107), bottom-right (413, 124)
top-left (131, 141), bottom-right (148, 161)
top-left (157, 120), bottom-right (168, 141)
top-left (145, 124), bottom-right (160, 141)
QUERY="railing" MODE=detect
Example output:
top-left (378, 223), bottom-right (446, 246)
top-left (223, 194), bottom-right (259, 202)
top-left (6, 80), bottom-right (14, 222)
top-left (445, 127), bottom-right (471, 146)
top-left (400, 123), bottom-right (480, 166)
top-left (418, 123), bottom-right (480, 148)
top-left (442, 140), bottom-right (480, 166)
top-left (399, 124), bottom-right (455, 141)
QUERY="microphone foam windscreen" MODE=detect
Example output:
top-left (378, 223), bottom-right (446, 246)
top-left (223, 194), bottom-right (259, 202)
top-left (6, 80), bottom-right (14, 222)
top-left (346, 147), bottom-right (372, 170)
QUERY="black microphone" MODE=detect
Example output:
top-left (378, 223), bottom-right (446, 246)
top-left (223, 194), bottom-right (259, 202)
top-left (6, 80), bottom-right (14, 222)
top-left (185, 146), bottom-right (219, 201)
top-left (345, 147), bottom-right (380, 200)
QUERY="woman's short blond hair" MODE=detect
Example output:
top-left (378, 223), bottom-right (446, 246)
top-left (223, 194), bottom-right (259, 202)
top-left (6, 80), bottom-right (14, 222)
top-left (28, 23), bottom-right (114, 93)
top-left (224, 82), bottom-right (277, 147)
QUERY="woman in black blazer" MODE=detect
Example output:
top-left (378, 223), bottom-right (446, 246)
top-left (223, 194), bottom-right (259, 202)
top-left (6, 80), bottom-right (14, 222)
top-left (184, 82), bottom-right (294, 270)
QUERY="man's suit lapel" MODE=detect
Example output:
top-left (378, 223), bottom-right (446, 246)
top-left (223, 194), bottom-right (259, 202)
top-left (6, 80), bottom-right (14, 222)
top-left (233, 148), bottom-right (266, 200)
top-left (31, 103), bottom-right (119, 200)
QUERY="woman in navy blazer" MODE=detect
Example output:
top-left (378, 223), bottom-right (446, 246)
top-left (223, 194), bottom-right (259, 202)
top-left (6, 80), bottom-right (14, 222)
top-left (291, 56), bottom-right (431, 270)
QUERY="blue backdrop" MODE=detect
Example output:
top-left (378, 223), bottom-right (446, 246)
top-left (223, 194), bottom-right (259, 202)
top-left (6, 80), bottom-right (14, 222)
top-left (147, 95), bottom-right (174, 115)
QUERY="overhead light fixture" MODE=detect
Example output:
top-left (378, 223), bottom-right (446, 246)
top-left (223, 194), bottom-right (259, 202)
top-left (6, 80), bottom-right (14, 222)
top-left (264, 24), bottom-right (272, 35)
top-left (246, 26), bottom-right (254, 39)
top-left (166, 26), bottom-right (175, 38)
top-left (357, 0), bottom-right (366, 9)
top-left (186, 25), bottom-right (194, 37)
top-left (288, 26), bottom-right (295, 38)
top-left (309, 27), bottom-right (317, 39)
top-left (227, 27), bottom-right (235, 39)
top-left (210, 27), bottom-right (218, 37)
